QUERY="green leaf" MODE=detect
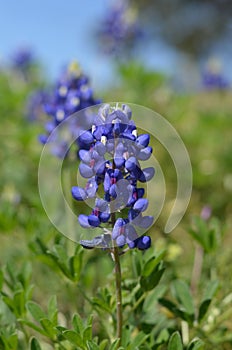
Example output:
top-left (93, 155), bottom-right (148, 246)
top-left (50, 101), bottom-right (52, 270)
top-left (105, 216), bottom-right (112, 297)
top-left (18, 319), bottom-right (47, 336)
top-left (6, 262), bottom-right (16, 286)
top-left (198, 281), bottom-right (219, 322)
top-left (0, 270), bottom-right (4, 290)
top-left (48, 295), bottom-right (58, 324)
top-left (30, 337), bottom-right (42, 350)
top-left (99, 339), bottom-right (109, 350)
top-left (168, 332), bottom-right (183, 350)
top-left (69, 254), bottom-right (82, 282)
top-left (87, 340), bottom-right (100, 350)
top-left (72, 313), bottom-right (84, 334)
top-left (91, 297), bottom-right (112, 314)
top-left (83, 326), bottom-right (92, 343)
top-left (53, 244), bottom-right (68, 262)
top-left (13, 289), bottom-right (25, 316)
top-left (63, 330), bottom-right (84, 348)
top-left (18, 262), bottom-right (32, 289)
top-left (141, 250), bottom-right (166, 277)
top-left (158, 298), bottom-right (189, 321)
top-left (143, 285), bottom-right (167, 312)
top-left (110, 339), bottom-right (121, 350)
top-left (27, 301), bottom-right (46, 321)
top-left (202, 280), bottom-right (219, 301)
top-left (172, 280), bottom-right (195, 316)
top-left (128, 332), bottom-right (148, 349)
top-left (40, 318), bottom-right (56, 338)
top-left (187, 338), bottom-right (205, 350)
top-left (198, 300), bottom-right (211, 322)
top-left (140, 263), bottom-right (165, 291)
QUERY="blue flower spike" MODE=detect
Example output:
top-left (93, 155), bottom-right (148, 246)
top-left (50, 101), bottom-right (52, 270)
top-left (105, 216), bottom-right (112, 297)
top-left (38, 61), bottom-right (100, 158)
top-left (72, 103), bottom-right (154, 251)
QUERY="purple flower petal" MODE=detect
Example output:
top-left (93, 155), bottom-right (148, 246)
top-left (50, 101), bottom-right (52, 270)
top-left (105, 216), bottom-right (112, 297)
top-left (139, 167), bottom-right (155, 182)
top-left (133, 198), bottom-right (149, 212)
top-left (79, 163), bottom-right (94, 178)
top-left (136, 134), bottom-right (150, 148)
top-left (137, 236), bottom-right (151, 250)
top-left (88, 215), bottom-right (100, 227)
top-left (78, 214), bottom-right (91, 228)
top-left (71, 186), bottom-right (87, 201)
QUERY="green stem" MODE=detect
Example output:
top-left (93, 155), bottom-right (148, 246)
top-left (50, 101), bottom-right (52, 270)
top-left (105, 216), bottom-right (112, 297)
top-left (190, 244), bottom-right (204, 296)
top-left (112, 246), bottom-right (123, 347)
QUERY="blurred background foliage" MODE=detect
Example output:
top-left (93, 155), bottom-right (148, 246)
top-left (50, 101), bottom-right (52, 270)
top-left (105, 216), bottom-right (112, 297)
top-left (0, 1), bottom-right (232, 349)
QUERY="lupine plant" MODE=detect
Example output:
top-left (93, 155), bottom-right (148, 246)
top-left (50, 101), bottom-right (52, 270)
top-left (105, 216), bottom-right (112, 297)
top-left (97, 1), bottom-right (142, 57)
top-left (71, 103), bottom-right (154, 344)
top-left (38, 62), bottom-right (101, 158)
top-left (202, 59), bottom-right (229, 90)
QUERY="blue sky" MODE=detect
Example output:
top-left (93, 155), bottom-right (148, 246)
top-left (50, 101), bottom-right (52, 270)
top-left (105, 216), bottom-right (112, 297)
top-left (0, 0), bottom-right (115, 85)
top-left (1, 1), bottom-right (231, 89)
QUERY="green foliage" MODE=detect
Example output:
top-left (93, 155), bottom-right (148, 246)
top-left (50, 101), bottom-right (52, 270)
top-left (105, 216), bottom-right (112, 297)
top-left (0, 60), bottom-right (232, 350)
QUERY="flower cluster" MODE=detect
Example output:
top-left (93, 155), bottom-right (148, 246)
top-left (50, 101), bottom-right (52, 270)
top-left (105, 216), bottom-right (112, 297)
top-left (38, 62), bottom-right (100, 157)
top-left (98, 1), bottom-right (142, 56)
top-left (72, 103), bottom-right (154, 250)
top-left (11, 47), bottom-right (35, 71)
top-left (27, 90), bottom-right (48, 121)
top-left (202, 59), bottom-right (229, 90)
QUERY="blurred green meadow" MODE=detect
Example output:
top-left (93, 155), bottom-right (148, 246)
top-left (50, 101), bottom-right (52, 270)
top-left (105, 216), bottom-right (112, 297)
top-left (0, 57), bottom-right (232, 350)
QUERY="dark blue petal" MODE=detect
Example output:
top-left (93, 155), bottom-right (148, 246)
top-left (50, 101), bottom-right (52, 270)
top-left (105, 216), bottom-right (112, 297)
top-left (136, 134), bottom-right (150, 148)
top-left (133, 198), bottom-right (149, 212)
top-left (99, 212), bottom-right (110, 223)
top-left (79, 130), bottom-right (94, 146)
top-left (71, 186), bottom-right (87, 201)
top-left (139, 167), bottom-right (155, 182)
top-left (137, 188), bottom-right (145, 198)
top-left (137, 236), bottom-right (151, 250)
top-left (109, 184), bottom-right (117, 198)
top-left (88, 215), bottom-right (100, 227)
top-left (125, 157), bottom-right (137, 171)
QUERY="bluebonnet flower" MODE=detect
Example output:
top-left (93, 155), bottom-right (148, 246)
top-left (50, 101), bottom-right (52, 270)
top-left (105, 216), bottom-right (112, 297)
top-left (72, 103), bottom-right (154, 250)
top-left (98, 1), bottom-right (142, 56)
top-left (26, 90), bottom-right (48, 121)
top-left (202, 59), bottom-right (229, 90)
top-left (39, 62), bottom-right (101, 158)
top-left (11, 47), bottom-right (35, 71)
